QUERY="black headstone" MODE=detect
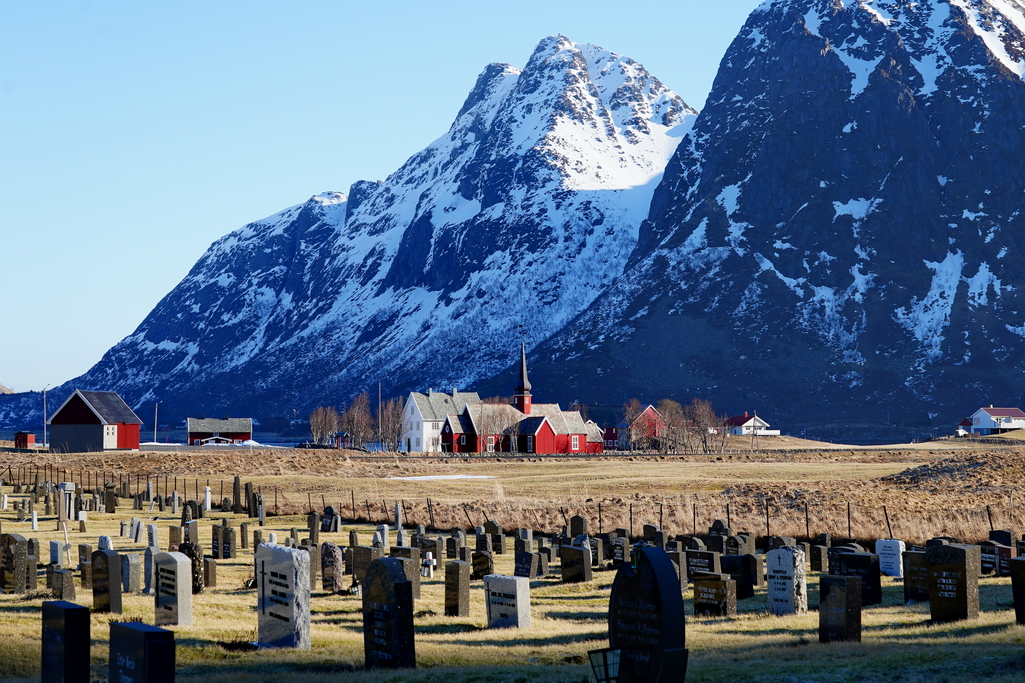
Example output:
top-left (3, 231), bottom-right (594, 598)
top-left (445, 560), bottom-right (470, 617)
top-left (41, 600), bottom-right (90, 683)
top-left (927, 543), bottom-right (980, 623)
top-left (693, 573), bottom-right (736, 617)
top-left (819, 575), bottom-right (861, 643)
top-left (830, 552), bottom-right (881, 605)
top-left (1010, 557), bottom-right (1025, 625)
top-left (720, 554), bottom-right (761, 600)
top-left (362, 557), bottom-right (415, 669)
top-left (560, 545), bottom-right (592, 583)
top-left (902, 550), bottom-right (929, 603)
top-left (109, 622), bottom-right (175, 683)
top-left (609, 546), bottom-right (688, 683)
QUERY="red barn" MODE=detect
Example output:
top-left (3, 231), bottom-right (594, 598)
top-left (48, 389), bottom-right (142, 453)
top-left (439, 343), bottom-right (595, 454)
top-left (186, 417), bottom-right (253, 445)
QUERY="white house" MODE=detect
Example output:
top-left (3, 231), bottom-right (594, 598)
top-left (963, 406), bottom-right (1025, 435)
top-left (725, 412), bottom-right (780, 436)
top-left (402, 388), bottom-right (481, 452)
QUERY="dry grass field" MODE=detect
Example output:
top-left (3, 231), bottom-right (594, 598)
top-left (2, 441), bottom-right (1025, 682)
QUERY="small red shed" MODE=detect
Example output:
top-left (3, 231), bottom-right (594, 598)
top-left (14, 431), bottom-right (35, 449)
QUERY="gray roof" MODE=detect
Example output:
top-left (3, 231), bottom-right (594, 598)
top-left (187, 417), bottom-right (253, 433)
top-left (585, 420), bottom-right (604, 443)
top-left (411, 389), bottom-right (480, 421)
top-left (75, 390), bottom-right (143, 425)
top-left (530, 404), bottom-right (588, 436)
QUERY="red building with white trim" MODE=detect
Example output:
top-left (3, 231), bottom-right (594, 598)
top-left (48, 389), bottom-right (142, 453)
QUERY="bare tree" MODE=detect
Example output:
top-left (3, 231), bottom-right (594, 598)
top-left (309, 406), bottom-right (339, 445)
top-left (683, 398), bottom-right (729, 454)
top-left (340, 392), bottom-right (375, 449)
top-left (475, 397), bottom-right (514, 453)
top-left (376, 396), bottom-right (405, 452)
top-left (656, 399), bottom-right (687, 453)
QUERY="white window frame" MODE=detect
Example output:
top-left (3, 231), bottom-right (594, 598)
top-left (487, 436), bottom-right (495, 452)
top-left (572, 435), bottom-right (579, 451)
top-left (527, 435), bottom-right (534, 453)
top-left (459, 435), bottom-right (465, 445)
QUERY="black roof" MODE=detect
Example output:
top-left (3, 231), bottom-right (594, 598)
top-left (78, 390), bottom-right (143, 425)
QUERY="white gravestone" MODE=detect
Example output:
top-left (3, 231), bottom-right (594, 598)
top-left (31, 511), bottom-right (38, 531)
top-left (98, 535), bottom-right (114, 550)
top-left (2, 493), bottom-right (8, 510)
top-left (203, 486), bottom-right (212, 512)
top-left (767, 546), bottom-right (807, 616)
top-left (484, 574), bottom-right (531, 628)
top-left (256, 544), bottom-right (311, 649)
top-left (875, 539), bottom-right (906, 578)
top-left (155, 551), bottom-right (193, 626)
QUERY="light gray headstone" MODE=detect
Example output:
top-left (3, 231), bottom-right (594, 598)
top-left (267, 532), bottom-right (277, 545)
top-left (147, 524), bottom-right (160, 550)
top-left (394, 502), bottom-right (403, 529)
top-left (31, 511), bottom-right (38, 531)
top-left (155, 551), bottom-right (193, 626)
top-left (98, 535), bottom-right (114, 551)
top-left (255, 544), bottom-right (311, 649)
top-left (121, 553), bottom-right (142, 593)
top-left (876, 539), bottom-right (906, 578)
top-left (767, 546), bottom-right (807, 615)
top-left (484, 574), bottom-right (531, 628)
top-left (50, 540), bottom-right (64, 567)
top-left (203, 487), bottom-right (212, 511)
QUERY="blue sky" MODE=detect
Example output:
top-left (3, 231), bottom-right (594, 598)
top-left (0, 1), bottom-right (762, 392)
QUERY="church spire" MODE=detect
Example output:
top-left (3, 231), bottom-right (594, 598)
top-left (514, 341), bottom-right (532, 414)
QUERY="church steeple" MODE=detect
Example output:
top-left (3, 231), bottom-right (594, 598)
top-left (514, 341), bottom-right (532, 414)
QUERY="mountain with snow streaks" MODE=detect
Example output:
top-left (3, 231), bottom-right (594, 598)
top-left (0, 36), bottom-right (694, 426)
top-left (523, 0), bottom-right (1025, 432)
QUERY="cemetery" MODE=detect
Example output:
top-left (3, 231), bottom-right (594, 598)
top-left (1, 446), bottom-right (1025, 681)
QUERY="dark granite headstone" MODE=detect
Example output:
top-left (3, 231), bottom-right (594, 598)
top-left (809, 545), bottom-right (828, 572)
top-left (514, 551), bottom-right (541, 579)
top-left (685, 550), bottom-right (721, 581)
top-left (41, 600), bottom-right (90, 683)
top-left (560, 545), bottom-right (592, 583)
top-left (819, 575), bottom-right (861, 643)
top-left (91, 549), bottom-right (122, 613)
top-left (363, 557), bottom-right (415, 669)
top-left (979, 541), bottom-right (1012, 577)
top-left (177, 542), bottom-right (204, 594)
top-left (903, 550), bottom-right (929, 603)
top-left (927, 543), bottom-right (980, 622)
top-left (693, 573), bottom-right (736, 617)
top-left (570, 515), bottom-right (587, 537)
top-left (322, 542), bottom-right (345, 593)
top-left (52, 568), bottom-right (76, 600)
top-left (609, 545), bottom-right (688, 683)
top-left (0, 533), bottom-right (28, 593)
top-left (720, 554), bottom-right (760, 599)
top-left (990, 529), bottom-right (1015, 547)
top-left (352, 545), bottom-right (384, 583)
top-left (1010, 557), bottom-right (1025, 624)
top-left (445, 560), bottom-right (471, 617)
top-left (389, 546), bottom-right (421, 600)
top-left (471, 550), bottom-right (494, 580)
top-left (830, 552), bottom-right (881, 605)
top-left (109, 621), bottom-right (175, 683)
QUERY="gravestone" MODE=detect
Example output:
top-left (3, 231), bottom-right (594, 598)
top-left (256, 544), bottom-right (311, 649)
top-left (233, 476), bottom-right (242, 514)
top-left (560, 545), bottom-right (592, 583)
top-left (876, 539), bottom-right (905, 577)
top-left (667, 551), bottom-right (688, 592)
top-left (78, 543), bottom-right (93, 589)
top-left (809, 545), bottom-right (829, 572)
top-left (471, 550), bottom-right (494, 580)
top-left (147, 524), bottom-right (159, 551)
top-left (41, 600), bottom-right (90, 683)
top-left (212, 525), bottom-right (223, 559)
top-left (693, 572), bottom-right (737, 617)
top-left (445, 560), bottom-right (470, 617)
top-left (927, 543), bottom-right (980, 623)
top-left (570, 515), bottom-right (587, 537)
top-left (167, 526), bottom-right (182, 550)
top-left (109, 622), bottom-right (175, 683)
top-left (766, 546), bottom-right (807, 615)
top-left (121, 553), bottom-right (142, 593)
top-left (362, 557), bottom-right (415, 669)
top-left (609, 545), bottom-right (688, 683)
top-left (514, 551), bottom-right (541, 579)
top-left (990, 529), bottom-right (1015, 547)
top-left (52, 569), bottom-right (76, 600)
top-left (353, 546), bottom-right (384, 583)
top-left (91, 549), bottom-right (123, 613)
top-left (322, 542), bottom-right (346, 593)
top-left (178, 542), bottom-right (204, 594)
top-left (143, 547), bottom-right (157, 595)
top-left (240, 522), bottom-right (249, 549)
top-left (721, 554), bottom-right (762, 601)
top-left (154, 551), bottom-right (192, 626)
top-left (390, 546), bottom-right (421, 599)
top-left (831, 552), bottom-right (881, 605)
top-left (903, 550), bottom-right (929, 603)
top-left (610, 536), bottom-right (628, 567)
top-left (204, 557), bottom-right (217, 587)
top-left (979, 541), bottom-right (1013, 577)
top-left (484, 574), bottom-right (531, 628)
top-left (685, 550), bottom-right (721, 581)
top-left (1010, 557), bottom-right (1025, 624)
top-left (819, 575), bottom-right (861, 643)
top-left (1, 533), bottom-right (30, 595)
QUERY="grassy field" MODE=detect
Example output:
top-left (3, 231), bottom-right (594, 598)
top-left (3, 446), bottom-right (1025, 681)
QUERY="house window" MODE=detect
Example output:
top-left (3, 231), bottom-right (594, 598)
top-left (460, 435), bottom-right (465, 445)
top-left (487, 436), bottom-right (495, 452)
top-left (416, 437), bottom-right (420, 447)
top-left (527, 435), bottom-right (534, 453)
top-left (974, 418), bottom-right (980, 425)
top-left (572, 435), bottom-right (579, 450)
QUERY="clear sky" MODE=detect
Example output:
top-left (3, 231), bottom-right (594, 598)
top-left (0, 1), bottom-right (763, 393)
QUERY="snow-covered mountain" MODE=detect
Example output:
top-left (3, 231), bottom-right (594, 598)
top-left (525, 0), bottom-right (1025, 433)
top-left (0, 36), bottom-right (694, 426)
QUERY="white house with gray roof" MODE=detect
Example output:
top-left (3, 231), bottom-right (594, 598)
top-left (402, 388), bottom-right (480, 452)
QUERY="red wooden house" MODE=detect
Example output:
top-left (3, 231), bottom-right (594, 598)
top-left (608, 405), bottom-right (666, 450)
top-left (48, 389), bottom-right (142, 453)
top-left (440, 343), bottom-right (597, 455)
